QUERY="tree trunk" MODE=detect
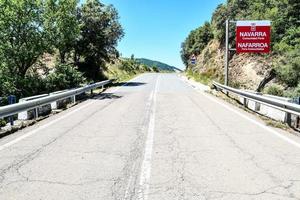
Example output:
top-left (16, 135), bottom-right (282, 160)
top-left (256, 69), bottom-right (277, 92)
top-left (60, 51), bottom-right (66, 64)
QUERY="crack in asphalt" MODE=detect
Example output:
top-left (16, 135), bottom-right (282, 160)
top-left (0, 96), bottom-right (122, 188)
top-left (188, 94), bottom-right (300, 200)
top-left (111, 91), bottom-right (156, 200)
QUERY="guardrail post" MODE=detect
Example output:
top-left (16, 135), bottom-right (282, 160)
top-left (51, 101), bottom-right (57, 110)
top-left (18, 112), bottom-right (28, 120)
top-left (255, 102), bottom-right (260, 111)
top-left (285, 113), bottom-right (292, 126)
top-left (8, 95), bottom-right (16, 125)
top-left (71, 96), bottom-right (76, 104)
top-left (18, 98), bottom-right (28, 120)
top-left (243, 98), bottom-right (248, 108)
top-left (34, 108), bottom-right (39, 119)
top-left (296, 116), bottom-right (300, 129)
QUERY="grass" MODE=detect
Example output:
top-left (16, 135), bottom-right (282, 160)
top-left (104, 66), bottom-right (138, 82)
top-left (186, 69), bottom-right (212, 85)
top-left (264, 118), bottom-right (290, 130)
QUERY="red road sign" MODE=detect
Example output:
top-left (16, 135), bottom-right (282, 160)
top-left (236, 21), bottom-right (271, 53)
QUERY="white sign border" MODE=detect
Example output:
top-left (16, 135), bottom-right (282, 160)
top-left (236, 20), bottom-right (271, 27)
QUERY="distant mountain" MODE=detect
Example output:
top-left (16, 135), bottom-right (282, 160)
top-left (136, 58), bottom-right (182, 72)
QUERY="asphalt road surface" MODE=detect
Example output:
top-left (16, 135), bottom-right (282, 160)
top-left (0, 73), bottom-right (300, 200)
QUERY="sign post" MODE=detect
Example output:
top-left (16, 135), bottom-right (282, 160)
top-left (224, 20), bottom-right (229, 86)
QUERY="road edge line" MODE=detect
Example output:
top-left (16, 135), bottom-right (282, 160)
top-left (203, 91), bottom-right (300, 149)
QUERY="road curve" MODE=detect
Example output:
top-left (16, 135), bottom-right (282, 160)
top-left (0, 73), bottom-right (300, 200)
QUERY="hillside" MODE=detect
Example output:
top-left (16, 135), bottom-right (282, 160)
top-left (104, 58), bottom-right (159, 82)
top-left (181, 0), bottom-right (300, 97)
top-left (136, 58), bottom-right (182, 72)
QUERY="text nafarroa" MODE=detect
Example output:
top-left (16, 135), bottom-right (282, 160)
top-left (238, 43), bottom-right (269, 48)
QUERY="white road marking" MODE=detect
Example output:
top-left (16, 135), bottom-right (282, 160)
top-left (182, 76), bottom-right (300, 149)
top-left (202, 93), bottom-right (300, 149)
top-left (124, 89), bottom-right (154, 200)
top-left (0, 75), bottom-right (142, 152)
top-left (137, 76), bottom-right (159, 200)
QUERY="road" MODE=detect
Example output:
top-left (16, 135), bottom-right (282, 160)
top-left (0, 73), bottom-right (300, 200)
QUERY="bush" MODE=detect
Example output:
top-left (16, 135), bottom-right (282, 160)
top-left (264, 85), bottom-right (284, 96)
top-left (139, 64), bottom-right (151, 72)
top-left (0, 119), bottom-right (6, 128)
top-left (0, 66), bottom-right (17, 97)
top-left (276, 48), bottom-right (300, 88)
top-left (1, 65), bottom-right (47, 99)
top-left (46, 64), bottom-right (86, 92)
top-left (152, 66), bottom-right (159, 72)
top-left (17, 74), bottom-right (47, 98)
top-left (284, 84), bottom-right (300, 98)
top-left (119, 60), bottom-right (136, 72)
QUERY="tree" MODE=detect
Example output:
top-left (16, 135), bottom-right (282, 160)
top-left (181, 22), bottom-right (213, 67)
top-left (0, 0), bottom-right (50, 78)
top-left (44, 0), bottom-right (80, 63)
top-left (276, 48), bottom-right (300, 88)
top-left (211, 3), bottom-right (227, 42)
top-left (130, 54), bottom-right (135, 61)
top-left (75, 0), bottom-right (124, 80)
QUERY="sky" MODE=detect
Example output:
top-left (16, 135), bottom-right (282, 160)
top-left (101, 0), bottom-right (225, 69)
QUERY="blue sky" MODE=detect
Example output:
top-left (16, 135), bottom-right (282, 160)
top-left (100, 0), bottom-right (225, 69)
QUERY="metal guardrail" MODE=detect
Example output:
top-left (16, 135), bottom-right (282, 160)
top-left (213, 81), bottom-right (300, 116)
top-left (0, 80), bottom-right (112, 119)
top-left (20, 94), bottom-right (49, 102)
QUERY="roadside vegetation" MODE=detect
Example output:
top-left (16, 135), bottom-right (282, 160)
top-left (0, 0), bottom-right (164, 127)
top-left (181, 0), bottom-right (300, 97)
top-left (0, 0), bottom-right (124, 103)
top-left (186, 68), bottom-right (214, 85)
top-left (105, 55), bottom-right (158, 82)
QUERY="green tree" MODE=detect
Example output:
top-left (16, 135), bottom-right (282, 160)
top-left (75, 0), bottom-right (124, 80)
top-left (181, 22), bottom-right (213, 66)
top-left (0, 0), bottom-right (49, 78)
top-left (130, 54), bottom-right (135, 61)
top-left (211, 4), bottom-right (227, 42)
top-left (276, 48), bottom-right (300, 88)
top-left (44, 0), bottom-right (80, 63)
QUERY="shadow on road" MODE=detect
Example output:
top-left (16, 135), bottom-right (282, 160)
top-left (95, 93), bottom-right (122, 100)
top-left (110, 82), bottom-right (146, 87)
